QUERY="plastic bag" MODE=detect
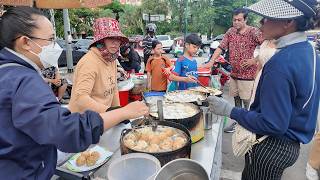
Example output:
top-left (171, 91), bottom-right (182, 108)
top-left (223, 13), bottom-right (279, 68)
top-left (211, 75), bottom-right (221, 90)
top-left (167, 81), bottom-right (178, 92)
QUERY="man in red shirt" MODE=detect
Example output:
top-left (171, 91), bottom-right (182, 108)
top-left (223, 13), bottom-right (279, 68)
top-left (204, 8), bottom-right (264, 133)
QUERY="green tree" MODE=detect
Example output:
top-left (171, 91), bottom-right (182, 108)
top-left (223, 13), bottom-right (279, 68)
top-left (162, 0), bottom-right (260, 38)
top-left (54, 8), bottom-right (100, 38)
top-left (140, 0), bottom-right (171, 34)
top-left (52, 0), bottom-right (262, 40)
top-left (104, 0), bottom-right (124, 21)
top-left (119, 4), bottom-right (144, 35)
top-left (166, 0), bottom-right (185, 33)
top-left (188, 0), bottom-right (217, 37)
top-left (141, 0), bottom-right (169, 15)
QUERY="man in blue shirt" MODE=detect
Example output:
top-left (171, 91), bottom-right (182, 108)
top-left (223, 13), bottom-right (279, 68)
top-left (208, 0), bottom-right (320, 179)
top-left (169, 33), bottom-right (201, 90)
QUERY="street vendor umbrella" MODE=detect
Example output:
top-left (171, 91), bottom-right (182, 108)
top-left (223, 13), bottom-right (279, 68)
top-left (0, 0), bottom-right (112, 9)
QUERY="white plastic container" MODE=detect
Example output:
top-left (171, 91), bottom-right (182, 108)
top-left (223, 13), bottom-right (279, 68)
top-left (107, 153), bottom-right (161, 180)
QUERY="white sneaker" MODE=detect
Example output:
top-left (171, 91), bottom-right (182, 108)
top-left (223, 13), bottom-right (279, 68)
top-left (306, 163), bottom-right (319, 180)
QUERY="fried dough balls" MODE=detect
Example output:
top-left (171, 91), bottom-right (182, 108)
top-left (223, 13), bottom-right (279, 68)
top-left (172, 137), bottom-right (186, 150)
top-left (124, 126), bottom-right (188, 153)
top-left (76, 150), bottom-right (100, 167)
top-left (76, 155), bottom-right (86, 166)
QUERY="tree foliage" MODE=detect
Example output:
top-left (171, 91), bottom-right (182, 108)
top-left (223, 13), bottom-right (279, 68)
top-left (53, 0), bottom-right (260, 39)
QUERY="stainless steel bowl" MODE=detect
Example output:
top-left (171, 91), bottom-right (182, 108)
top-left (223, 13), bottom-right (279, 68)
top-left (154, 158), bottom-right (209, 180)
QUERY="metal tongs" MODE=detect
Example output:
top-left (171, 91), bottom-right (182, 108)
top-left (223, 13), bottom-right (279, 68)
top-left (141, 96), bottom-right (161, 131)
top-left (187, 74), bottom-right (210, 91)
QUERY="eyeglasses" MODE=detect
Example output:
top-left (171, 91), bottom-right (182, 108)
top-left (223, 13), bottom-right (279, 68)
top-left (29, 36), bottom-right (56, 46)
top-left (13, 35), bottom-right (56, 46)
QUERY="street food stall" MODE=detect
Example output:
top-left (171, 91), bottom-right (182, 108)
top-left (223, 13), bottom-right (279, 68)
top-left (54, 88), bottom-right (224, 180)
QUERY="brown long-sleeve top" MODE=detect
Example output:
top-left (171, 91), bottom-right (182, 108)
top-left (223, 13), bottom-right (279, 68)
top-left (69, 47), bottom-right (119, 113)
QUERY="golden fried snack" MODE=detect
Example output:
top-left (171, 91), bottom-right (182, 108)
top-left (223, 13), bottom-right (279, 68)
top-left (134, 140), bottom-right (148, 151)
top-left (173, 137), bottom-right (186, 150)
top-left (139, 133), bottom-right (150, 141)
top-left (76, 155), bottom-right (86, 166)
top-left (164, 128), bottom-right (174, 137)
top-left (160, 138), bottom-right (173, 151)
top-left (147, 144), bottom-right (160, 153)
top-left (125, 133), bottom-right (138, 142)
top-left (81, 151), bottom-right (91, 158)
top-left (90, 151), bottom-right (100, 162)
top-left (158, 132), bottom-right (168, 141)
top-left (86, 155), bottom-right (97, 166)
top-left (149, 135), bottom-right (161, 145)
top-left (124, 139), bottom-right (136, 149)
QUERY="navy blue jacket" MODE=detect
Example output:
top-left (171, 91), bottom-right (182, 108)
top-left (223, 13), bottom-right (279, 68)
top-left (231, 41), bottom-right (320, 144)
top-left (0, 48), bottom-right (104, 179)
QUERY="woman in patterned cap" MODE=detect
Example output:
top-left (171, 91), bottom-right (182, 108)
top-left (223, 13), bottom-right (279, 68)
top-left (69, 18), bottom-right (147, 116)
top-left (208, 0), bottom-right (320, 179)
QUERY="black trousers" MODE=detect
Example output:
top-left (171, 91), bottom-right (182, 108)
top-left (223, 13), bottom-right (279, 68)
top-left (242, 136), bottom-right (300, 180)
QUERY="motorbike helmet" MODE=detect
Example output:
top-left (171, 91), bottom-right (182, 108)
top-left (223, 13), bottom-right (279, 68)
top-left (210, 41), bottom-right (220, 49)
top-left (145, 23), bottom-right (157, 33)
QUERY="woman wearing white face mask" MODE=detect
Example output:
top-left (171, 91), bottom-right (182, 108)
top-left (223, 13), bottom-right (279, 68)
top-left (27, 38), bottom-right (69, 104)
top-left (0, 7), bottom-right (149, 179)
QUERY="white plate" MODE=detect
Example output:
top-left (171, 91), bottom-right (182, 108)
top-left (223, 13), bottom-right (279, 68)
top-left (65, 145), bottom-right (113, 172)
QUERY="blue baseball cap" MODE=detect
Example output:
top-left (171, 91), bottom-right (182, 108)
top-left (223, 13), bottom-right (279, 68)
top-left (246, 0), bottom-right (318, 20)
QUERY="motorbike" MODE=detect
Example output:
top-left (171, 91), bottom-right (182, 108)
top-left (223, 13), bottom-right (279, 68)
top-left (206, 40), bottom-right (231, 88)
top-left (211, 56), bottom-right (230, 88)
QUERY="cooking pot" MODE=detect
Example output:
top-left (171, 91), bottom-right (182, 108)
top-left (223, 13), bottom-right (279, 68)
top-left (154, 158), bottom-right (209, 180)
top-left (149, 102), bottom-right (204, 143)
top-left (120, 121), bottom-right (191, 166)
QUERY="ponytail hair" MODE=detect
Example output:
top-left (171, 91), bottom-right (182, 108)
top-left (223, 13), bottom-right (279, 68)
top-left (0, 6), bottom-right (44, 49)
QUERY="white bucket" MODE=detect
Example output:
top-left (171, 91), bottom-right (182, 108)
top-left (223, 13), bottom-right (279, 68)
top-left (107, 153), bottom-right (161, 180)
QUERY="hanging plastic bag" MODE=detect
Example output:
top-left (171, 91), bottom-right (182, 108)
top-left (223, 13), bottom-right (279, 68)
top-left (167, 81), bottom-right (178, 92)
top-left (211, 75), bottom-right (221, 90)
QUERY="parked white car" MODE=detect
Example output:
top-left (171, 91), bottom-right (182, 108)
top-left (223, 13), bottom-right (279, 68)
top-left (157, 35), bottom-right (174, 53)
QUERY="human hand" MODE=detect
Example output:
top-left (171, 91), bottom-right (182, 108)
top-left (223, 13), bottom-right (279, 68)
top-left (186, 75), bottom-right (198, 83)
top-left (241, 58), bottom-right (256, 68)
top-left (162, 67), bottom-right (171, 76)
top-left (44, 78), bottom-right (53, 83)
top-left (207, 96), bottom-right (234, 117)
top-left (53, 79), bottom-right (61, 86)
top-left (122, 101), bottom-right (149, 119)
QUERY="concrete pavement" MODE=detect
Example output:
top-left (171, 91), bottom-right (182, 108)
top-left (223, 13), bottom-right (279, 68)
top-left (219, 84), bottom-right (315, 180)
